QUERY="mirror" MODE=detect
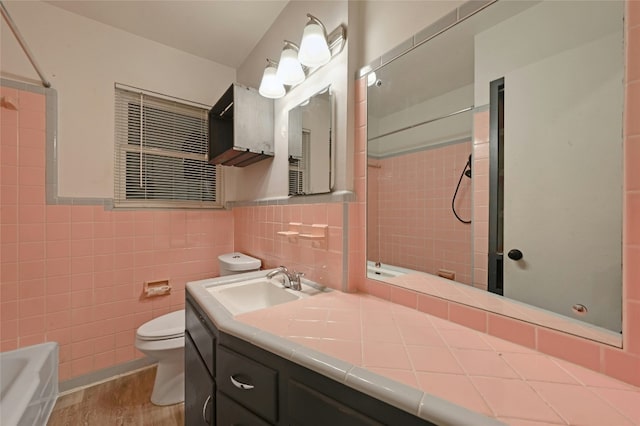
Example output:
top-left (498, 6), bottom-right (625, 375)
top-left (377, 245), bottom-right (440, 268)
top-left (288, 86), bottom-right (333, 196)
top-left (366, 0), bottom-right (624, 344)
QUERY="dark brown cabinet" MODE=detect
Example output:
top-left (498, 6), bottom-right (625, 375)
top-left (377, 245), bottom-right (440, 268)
top-left (185, 292), bottom-right (434, 426)
top-left (185, 334), bottom-right (214, 425)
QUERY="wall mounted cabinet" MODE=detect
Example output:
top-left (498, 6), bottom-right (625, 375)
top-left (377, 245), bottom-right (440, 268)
top-left (208, 83), bottom-right (274, 167)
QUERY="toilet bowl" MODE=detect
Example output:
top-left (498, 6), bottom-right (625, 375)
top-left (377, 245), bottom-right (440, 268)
top-left (135, 310), bottom-right (185, 406)
top-left (135, 252), bottom-right (261, 406)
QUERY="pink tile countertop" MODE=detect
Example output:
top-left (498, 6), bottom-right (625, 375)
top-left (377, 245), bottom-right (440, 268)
top-left (187, 273), bottom-right (640, 425)
top-left (237, 292), bottom-right (640, 426)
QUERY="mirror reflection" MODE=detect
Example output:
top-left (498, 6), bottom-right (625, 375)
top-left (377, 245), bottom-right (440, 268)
top-left (288, 87), bottom-right (332, 196)
top-left (366, 0), bottom-right (623, 340)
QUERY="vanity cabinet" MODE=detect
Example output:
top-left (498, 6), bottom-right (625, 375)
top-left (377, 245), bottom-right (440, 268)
top-left (185, 299), bottom-right (217, 425)
top-left (185, 293), bottom-right (434, 426)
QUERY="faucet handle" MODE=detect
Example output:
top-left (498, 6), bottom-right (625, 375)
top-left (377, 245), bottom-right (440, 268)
top-left (291, 271), bottom-right (304, 290)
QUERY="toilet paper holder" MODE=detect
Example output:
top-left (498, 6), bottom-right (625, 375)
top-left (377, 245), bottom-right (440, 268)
top-left (144, 279), bottom-right (172, 297)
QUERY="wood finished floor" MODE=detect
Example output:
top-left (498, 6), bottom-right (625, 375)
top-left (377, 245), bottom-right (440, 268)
top-left (48, 366), bottom-right (184, 426)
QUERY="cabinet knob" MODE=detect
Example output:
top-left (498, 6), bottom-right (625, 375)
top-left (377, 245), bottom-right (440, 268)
top-left (230, 375), bottom-right (255, 390)
top-left (507, 249), bottom-right (524, 261)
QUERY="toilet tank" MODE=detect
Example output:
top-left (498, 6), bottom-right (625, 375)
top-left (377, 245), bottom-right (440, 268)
top-left (218, 252), bottom-right (261, 276)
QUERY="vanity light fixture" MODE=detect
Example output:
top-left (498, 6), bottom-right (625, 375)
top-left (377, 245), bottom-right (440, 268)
top-left (257, 13), bottom-right (346, 99)
top-left (258, 59), bottom-right (286, 99)
top-left (367, 71), bottom-right (377, 87)
top-left (298, 14), bottom-right (331, 68)
top-left (276, 41), bottom-right (306, 86)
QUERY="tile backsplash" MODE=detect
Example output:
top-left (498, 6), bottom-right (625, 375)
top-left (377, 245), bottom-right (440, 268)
top-left (233, 203), bottom-right (345, 290)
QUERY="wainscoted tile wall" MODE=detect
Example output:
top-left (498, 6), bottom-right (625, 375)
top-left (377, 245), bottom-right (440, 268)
top-left (233, 203), bottom-right (345, 290)
top-left (0, 85), bottom-right (234, 381)
top-left (368, 142), bottom-right (472, 285)
top-left (471, 111), bottom-right (490, 290)
top-left (355, 0), bottom-right (640, 387)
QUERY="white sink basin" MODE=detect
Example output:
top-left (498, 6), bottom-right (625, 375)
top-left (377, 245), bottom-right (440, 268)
top-left (207, 277), bottom-right (319, 315)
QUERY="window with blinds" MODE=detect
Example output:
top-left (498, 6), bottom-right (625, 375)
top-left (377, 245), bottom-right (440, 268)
top-left (288, 130), bottom-right (310, 196)
top-left (114, 85), bottom-right (222, 208)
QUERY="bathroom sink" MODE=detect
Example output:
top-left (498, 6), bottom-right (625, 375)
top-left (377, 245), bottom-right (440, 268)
top-left (206, 277), bottom-right (320, 315)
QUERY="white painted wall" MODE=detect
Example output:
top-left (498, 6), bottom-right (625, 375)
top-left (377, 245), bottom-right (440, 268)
top-left (1, 1), bottom-right (235, 198)
top-left (229, 0), bottom-right (349, 201)
top-left (0, 0), bottom-right (467, 201)
top-left (368, 84), bottom-right (473, 157)
top-left (357, 1), bottom-right (463, 65)
top-left (474, 1), bottom-right (624, 331)
top-left (228, 0), bottom-right (462, 202)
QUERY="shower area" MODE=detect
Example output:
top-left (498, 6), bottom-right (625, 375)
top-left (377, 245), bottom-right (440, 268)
top-left (367, 100), bottom-right (474, 285)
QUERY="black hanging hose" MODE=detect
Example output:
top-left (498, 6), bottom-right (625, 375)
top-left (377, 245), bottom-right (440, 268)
top-left (452, 154), bottom-right (472, 224)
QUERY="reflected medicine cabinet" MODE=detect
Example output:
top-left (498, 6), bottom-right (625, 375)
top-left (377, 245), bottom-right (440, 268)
top-left (208, 83), bottom-right (274, 167)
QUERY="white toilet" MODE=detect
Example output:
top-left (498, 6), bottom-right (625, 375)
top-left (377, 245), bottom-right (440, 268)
top-left (134, 252), bottom-right (261, 406)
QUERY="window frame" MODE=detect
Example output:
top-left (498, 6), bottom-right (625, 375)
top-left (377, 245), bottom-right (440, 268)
top-left (114, 84), bottom-right (223, 209)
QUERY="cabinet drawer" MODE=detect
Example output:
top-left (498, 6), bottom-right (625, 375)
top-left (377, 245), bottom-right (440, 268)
top-left (217, 346), bottom-right (278, 423)
top-left (186, 301), bottom-right (215, 376)
top-left (288, 380), bottom-right (383, 426)
top-left (217, 391), bottom-right (271, 426)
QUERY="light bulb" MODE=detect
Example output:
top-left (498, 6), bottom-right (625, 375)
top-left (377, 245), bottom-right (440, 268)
top-left (298, 18), bottom-right (330, 68)
top-left (276, 42), bottom-right (305, 86)
top-left (259, 61), bottom-right (285, 99)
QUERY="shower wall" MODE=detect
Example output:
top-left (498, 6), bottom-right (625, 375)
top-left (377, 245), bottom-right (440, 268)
top-left (368, 141), bottom-right (472, 284)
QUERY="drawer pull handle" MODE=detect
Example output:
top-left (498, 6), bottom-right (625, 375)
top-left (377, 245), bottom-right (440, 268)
top-left (230, 375), bottom-right (254, 390)
top-left (202, 395), bottom-right (212, 423)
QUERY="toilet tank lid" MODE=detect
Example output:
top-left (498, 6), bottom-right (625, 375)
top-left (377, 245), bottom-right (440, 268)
top-left (137, 310), bottom-right (185, 340)
top-left (218, 252), bottom-right (261, 271)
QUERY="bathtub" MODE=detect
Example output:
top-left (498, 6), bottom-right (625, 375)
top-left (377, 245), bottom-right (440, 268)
top-left (366, 261), bottom-right (413, 279)
top-left (0, 342), bottom-right (58, 426)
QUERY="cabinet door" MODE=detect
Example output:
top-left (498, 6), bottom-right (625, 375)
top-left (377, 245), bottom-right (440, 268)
top-left (287, 380), bottom-right (383, 426)
top-left (186, 300), bottom-right (216, 376)
top-left (217, 392), bottom-right (271, 426)
top-left (185, 333), bottom-right (214, 426)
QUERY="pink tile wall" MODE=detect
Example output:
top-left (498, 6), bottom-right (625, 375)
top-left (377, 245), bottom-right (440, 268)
top-left (370, 143), bottom-right (472, 285)
top-left (0, 85), bottom-right (234, 381)
top-left (472, 111), bottom-right (490, 290)
top-left (350, 80), bottom-right (368, 293)
top-left (366, 161), bottom-right (379, 261)
top-left (355, 1), bottom-right (640, 387)
top-left (233, 203), bottom-right (344, 290)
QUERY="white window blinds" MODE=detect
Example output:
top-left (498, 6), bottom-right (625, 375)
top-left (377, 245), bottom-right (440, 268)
top-left (114, 85), bottom-right (222, 208)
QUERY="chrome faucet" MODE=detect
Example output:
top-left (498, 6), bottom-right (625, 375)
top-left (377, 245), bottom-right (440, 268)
top-left (266, 266), bottom-right (304, 291)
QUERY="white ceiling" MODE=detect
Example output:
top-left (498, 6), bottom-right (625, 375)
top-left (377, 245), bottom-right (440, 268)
top-left (45, 0), bottom-right (289, 68)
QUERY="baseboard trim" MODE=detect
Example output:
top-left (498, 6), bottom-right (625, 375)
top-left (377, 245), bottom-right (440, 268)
top-left (58, 357), bottom-right (156, 394)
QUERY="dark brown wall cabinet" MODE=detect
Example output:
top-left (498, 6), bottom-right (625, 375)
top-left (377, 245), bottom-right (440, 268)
top-left (208, 83), bottom-right (274, 167)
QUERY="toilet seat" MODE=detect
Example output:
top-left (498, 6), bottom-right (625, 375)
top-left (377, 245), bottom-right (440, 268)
top-left (136, 310), bottom-right (185, 341)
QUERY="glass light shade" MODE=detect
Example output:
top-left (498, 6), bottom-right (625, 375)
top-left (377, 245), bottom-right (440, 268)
top-left (259, 64), bottom-right (285, 99)
top-left (276, 46), bottom-right (305, 86)
top-left (298, 22), bottom-right (331, 68)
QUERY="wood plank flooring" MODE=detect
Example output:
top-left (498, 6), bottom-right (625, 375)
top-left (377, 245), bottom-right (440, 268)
top-left (48, 366), bottom-right (184, 426)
